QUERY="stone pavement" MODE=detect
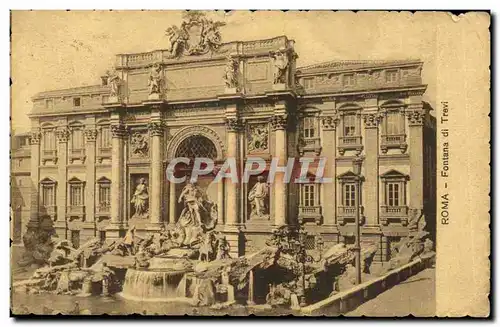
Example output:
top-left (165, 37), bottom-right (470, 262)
top-left (346, 267), bottom-right (436, 317)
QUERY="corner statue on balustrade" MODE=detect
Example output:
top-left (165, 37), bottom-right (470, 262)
top-left (176, 181), bottom-right (218, 246)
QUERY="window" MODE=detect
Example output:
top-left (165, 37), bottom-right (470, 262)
top-left (303, 78), bottom-right (315, 89)
top-left (302, 184), bottom-right (316, 207)
top-left (343, 74), bottom-right (356, 87)
top-left (385, 111), bottom-right (404, 135)
top-left (99, 126), bottom-right (112, 149)
top-left (70, 184), bottom-right (83, 206)
top-left (45, 99), bottom-right (53, 109)
top-left (343, 113), bottom-right (357, 136)
top-left (73, 97), bottom-right (81, 107)
top-left (42, 130), bottom-right (56, 150)
top-left (386, 70), bottom-right (399, 83)
top-left (40, 178), bottom-right (56, 206)
top-left (343, 183), bottom-right (356, 207)
top-left (71, 128), bottom-right (84, 150)
top-left (387, 182), bottom-right (400, 206)
top-left (97, 177), bottom-right (111, 207)
top-left (68, 178), bottom-right (84, 207)
top-left (380, 170), bottom-right (408, 207)
top-left (302, 117), bottom-right (316, 139)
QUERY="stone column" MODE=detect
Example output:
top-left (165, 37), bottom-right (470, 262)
top-left (148, 121), bottom-right (164, 228)
top-left (407, 109), bottom-right (425, 211)
top-left (55, 127), bottom-right (69, 237)
top-left (321, 114), bottom-right (339, 226)
top-left (84, 128), bottom-right (97, 229)
top-left (168, 181), bottom-right (176, 225)
top-left (270, 114), bottom-right (288, 226)
top-left (28, 130), bottom-right (41, 229)
top-left (107, 123), bottom-right (126, 237)
top-left (363, 113), bottom-right (382, 225)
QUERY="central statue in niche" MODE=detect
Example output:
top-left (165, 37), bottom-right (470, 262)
top-left (175, 181), bottom-right (218, 246)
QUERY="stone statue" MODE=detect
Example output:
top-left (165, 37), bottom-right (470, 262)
top-left (165, 25), bottom-right (188, 58)
top-left (199, 231), bottom-right (217, 262)
top-left (106, 70), bottom-right (120, 97)
top-left (248, 176), bottom-right (269, 219)
top-left (271, 51), bottom-right (289, 85)
top-left (131, 132), bottom-right (149, 157)
top-left (131, 178), bottom-right (149, 218)
top-left (148, 64), bottom-right (163, 95)
top-left (247, 125), bottom-right (268, 153)
top-left (216, 236), bottom-right (231, 260)
top-left (176, 181), bottom-right (218, 246)
top-left (223, 57), bottom-right (239, 89)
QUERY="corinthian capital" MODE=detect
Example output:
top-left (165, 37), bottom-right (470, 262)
top-left (321, 114), bottom-right (339, 131)
top-left (84, 129), bottom-right (98, 142)
top-left (56, 128), bottom-right (70, 143)
top-left (225, 118), bottom-right (243, 132)
top-left (270, 115), bottom-right (288, 131)
top-left (148, 122), bottom-right (165, 137)
top-left (111, 124), bottom-right (128, 138)
top-left (406, 110), bottom-right (426, 126)
top-left (29, 131), bottom-right (41, 145)
top-left (363, 113), bottom-right (383, 129)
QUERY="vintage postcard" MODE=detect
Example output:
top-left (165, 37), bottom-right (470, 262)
top-left (10, 10), bottom-right (490, 317)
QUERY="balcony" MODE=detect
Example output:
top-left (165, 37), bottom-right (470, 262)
top-left (69, 148), bottom-right (86, 163)
top-left (298, 205), bottom-right (323, 225)
top-left (338, 135), bottom-right (363, 156)
top-left (298, 137), bottom-right (322, 155)
top-left (380, 205), bottom-right (409, 225)
top-left (337, 205), bottom-right (364, 225)
top-left (97, 204), bottom-right (111, 217)
top-left (97, 147), bottom-right (112, 163)
top-left (41, 149), bottom-right (57, 164)
top-left (381, 134), bottom-right (407, 154)
top-left (68, 205), bottom-right (86, 220)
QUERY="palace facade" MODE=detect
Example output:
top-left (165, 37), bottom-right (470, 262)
top-left (21, 17), bottom-right (436, 262)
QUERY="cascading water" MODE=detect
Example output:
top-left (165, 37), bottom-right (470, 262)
top-left (120, 269), bottom-right (190, 302)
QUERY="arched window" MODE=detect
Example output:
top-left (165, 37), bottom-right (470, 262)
top-left (175, 135), bottom-right (217, 160)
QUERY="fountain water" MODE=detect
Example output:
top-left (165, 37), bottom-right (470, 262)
top-left (120, 268), bottom-right (190, 302)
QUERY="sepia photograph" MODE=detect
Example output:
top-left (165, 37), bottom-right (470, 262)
top-left (9, 9), bottom-right (490, 317)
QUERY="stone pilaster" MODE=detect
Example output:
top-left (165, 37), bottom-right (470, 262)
top-left (55, 127), bottom-right (69, 237)
top-left (224, 113), bottom-right (243, 257)
top-left (84, 128), bottom-right (97, 228)
top-left (270, 113), bottom-right (288, 226)
top-left (363, 113), bottom-right (382, 226)
top-left (407, 108), bottom-right (425, 211)
top-left (28, 130), bottom-right (41, 229)
top-left (107, 123), bottom-right (127, 238)
top-left (224, 116), bottom-right (243, 226)
top-left (148, 120), bottom-right (164, 227)
top-left (321, 114), bottom-right (339, 226)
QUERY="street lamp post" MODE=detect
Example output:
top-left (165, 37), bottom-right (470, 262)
top-left (292, 227), bottom-right (324, 307)
top-left (352, 157), bottom-right (363, 285)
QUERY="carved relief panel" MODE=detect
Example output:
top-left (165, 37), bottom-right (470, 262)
top-left (129, 128), bottom-right (150, 159)
top-left (246, 123), bottom-right (269, 154)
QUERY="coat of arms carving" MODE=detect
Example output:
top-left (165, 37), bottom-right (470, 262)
top-left (165, 11), bottom-right (226, 58)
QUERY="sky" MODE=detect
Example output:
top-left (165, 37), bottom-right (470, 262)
top-left (11, 10), bottom-right (439, 132)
